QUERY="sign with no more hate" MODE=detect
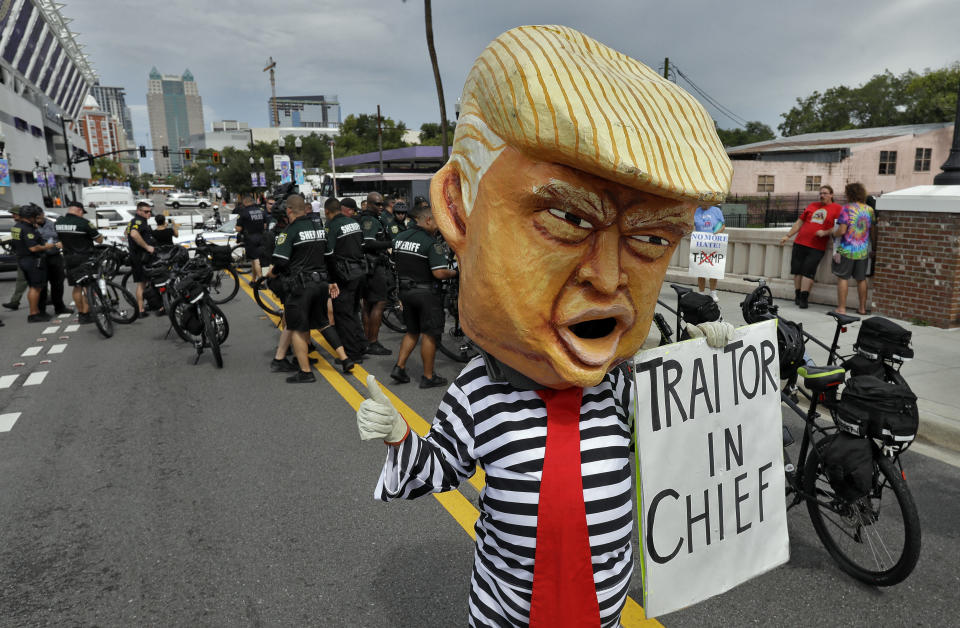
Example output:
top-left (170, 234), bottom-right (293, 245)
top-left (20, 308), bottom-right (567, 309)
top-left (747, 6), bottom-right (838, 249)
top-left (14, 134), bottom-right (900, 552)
top-left (634, 319), bottom-right (788, 617)
top-left (688, 231), bottom-right (729, 280)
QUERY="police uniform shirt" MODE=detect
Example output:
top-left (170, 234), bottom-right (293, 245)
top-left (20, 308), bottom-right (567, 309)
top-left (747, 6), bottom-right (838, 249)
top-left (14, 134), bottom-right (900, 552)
top-left (126, 215), bottom-right (156, 257)
top-left (393, 225), bottom-right (448, 283)
top-left (10, 222), bottom-right (43, 258)
top-left (238, 205), bottom-right (268, 235)
top-left (359, 210), bottom-right (391, 256)
top-left (380, 211), bottom-right (403, 239)
top-left (325, 213), bottom-right (364, 260)
top-left (376, 356), bottom-right (635, 627)
top-left (56, 213), bottom-right (102, 256)
top-left (271, 214), bottom-right (330, 276)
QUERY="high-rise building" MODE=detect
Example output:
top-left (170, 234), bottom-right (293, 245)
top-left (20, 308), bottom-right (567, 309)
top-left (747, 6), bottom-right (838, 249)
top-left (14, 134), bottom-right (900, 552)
top-left (270, 95), bottom-right (341, 129)
top-left (90, 83), bottom-right (134, 142)
top-left (0, 0), bottom-right (96, 207)
top-left (77, 94), bottom-right (138, 177)
top-left (147, 67), bottom-right (204, 176)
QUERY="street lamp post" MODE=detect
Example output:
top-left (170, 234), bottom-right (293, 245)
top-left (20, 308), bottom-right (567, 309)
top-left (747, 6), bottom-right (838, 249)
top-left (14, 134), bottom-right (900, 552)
top-left (35, 158), bottom-right (52, 207)
top-left (328, 140), bottom-right (337, 198)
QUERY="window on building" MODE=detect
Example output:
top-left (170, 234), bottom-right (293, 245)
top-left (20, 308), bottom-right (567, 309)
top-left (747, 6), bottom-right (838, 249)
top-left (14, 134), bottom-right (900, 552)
top-left (757, 175), bottom-right (775, 193)
top-left (14, 117), bottom-right (28, 132)
top-left (30, 126), bottom-right (43, 138)
top-left (879, 150), bottom-right (897, 175)
top-left (914, 147), bottom-right (932, 172)
top-left (804, 175), bottom-right (822, 191)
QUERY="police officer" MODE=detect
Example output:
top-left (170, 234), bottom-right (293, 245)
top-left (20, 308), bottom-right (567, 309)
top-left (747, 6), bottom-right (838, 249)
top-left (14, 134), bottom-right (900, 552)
top-left (126, 201), bottom-right (158, 316)
top-left (358, 191), bottom-right (392, 355)
top-left (2, 206), bottom-right (29, 311)
top-left (389, 202), bottom-right (458, 388)
top-left (236, 193), bottom-right (269, 282)
top-left (56, 200), bottom-right (104, 324)
top-left (267, 195), bottom-right (354, 382)
top-left (10, 205), bottom-right (59, 322)
top-left (325, 197), bottom-right (368, 361)
top-left (34, 207), bottom-right (73, 315)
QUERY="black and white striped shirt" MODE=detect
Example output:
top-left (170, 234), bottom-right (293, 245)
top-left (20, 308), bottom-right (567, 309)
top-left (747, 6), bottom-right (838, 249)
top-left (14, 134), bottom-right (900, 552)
top-left (376, 356), bottom-right (635, 627)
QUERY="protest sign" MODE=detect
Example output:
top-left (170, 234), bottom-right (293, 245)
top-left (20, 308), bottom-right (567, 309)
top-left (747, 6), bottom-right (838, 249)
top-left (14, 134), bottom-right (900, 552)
top-left (688, 232), bottom-right (728, 280)
top-left (634, 319), bottom-right (788, 617)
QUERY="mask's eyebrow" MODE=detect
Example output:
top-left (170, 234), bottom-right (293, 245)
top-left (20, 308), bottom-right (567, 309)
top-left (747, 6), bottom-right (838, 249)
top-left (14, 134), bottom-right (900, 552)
top-left (621, 204), bottom-right (694, 236)
top-left (532, 179), bottom-right (611, 224)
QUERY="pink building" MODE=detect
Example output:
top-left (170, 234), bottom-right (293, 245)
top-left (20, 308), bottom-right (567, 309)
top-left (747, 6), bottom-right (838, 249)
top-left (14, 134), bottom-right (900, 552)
top-left (727, 122), bottom-right (954, 197)
top-left (77, 94), bottom-right (127, 167)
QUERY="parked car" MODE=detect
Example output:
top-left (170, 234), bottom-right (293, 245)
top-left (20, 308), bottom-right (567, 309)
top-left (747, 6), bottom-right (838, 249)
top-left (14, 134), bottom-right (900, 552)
top-left (165, 193), bottom-right (210, 209)
top-left (0, 210), bottom-right (17, 272)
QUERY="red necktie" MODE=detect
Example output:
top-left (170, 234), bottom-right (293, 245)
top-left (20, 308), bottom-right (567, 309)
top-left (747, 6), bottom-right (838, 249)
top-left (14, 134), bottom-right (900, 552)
top-left (530, 387), bottom-right (600, 627)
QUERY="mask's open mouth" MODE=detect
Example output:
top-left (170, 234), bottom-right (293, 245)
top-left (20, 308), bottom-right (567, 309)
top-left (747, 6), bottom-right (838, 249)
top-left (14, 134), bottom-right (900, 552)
top-left (569, 317), bottom-right (618, 339)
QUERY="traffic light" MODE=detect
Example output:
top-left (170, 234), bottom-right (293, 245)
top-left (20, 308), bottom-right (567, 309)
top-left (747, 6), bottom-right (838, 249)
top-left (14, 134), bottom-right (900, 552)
top-left (139, 145), bottom-right (147, 158)
top-left (161, 145), bottom-right (169, 158)
top-left (184, 148), bottom-right (192, 161)
top-left (212, 151), bottom-right (220, 164)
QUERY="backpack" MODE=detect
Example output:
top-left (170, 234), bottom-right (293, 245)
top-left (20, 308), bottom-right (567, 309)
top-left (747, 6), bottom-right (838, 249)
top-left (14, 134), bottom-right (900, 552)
top-left (836, 375), bottom-right (919, 447)
top-left (820, 433), bottom-right (874, 501)
top-left (679, 291), bottom-right (720, 325)
top-left (856, 316), bottom-right (913, 359)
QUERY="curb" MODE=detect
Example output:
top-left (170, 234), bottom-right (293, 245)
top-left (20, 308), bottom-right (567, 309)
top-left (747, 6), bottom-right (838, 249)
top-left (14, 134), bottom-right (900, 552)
top-left (916, 408), bottom-right (960, 454)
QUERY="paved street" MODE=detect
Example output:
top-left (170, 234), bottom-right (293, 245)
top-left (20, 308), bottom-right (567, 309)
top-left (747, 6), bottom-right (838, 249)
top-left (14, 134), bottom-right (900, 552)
top-left (1, 275), bottom-right (958, 627)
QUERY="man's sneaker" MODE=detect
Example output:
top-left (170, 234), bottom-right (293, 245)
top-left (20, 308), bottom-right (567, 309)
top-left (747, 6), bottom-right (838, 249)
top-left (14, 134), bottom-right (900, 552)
top-left (346, 354), bottom-right (365, 364)
top-left (390, 365), bottom-right (411, 383)
top-left (55, 307), bottom-right (75, 315)
top-left (1, 302), bottom-right (18, 311)
top-left (28, 314), bottom-right (49, 323)
top-left (710, 290), bottom-right (719, 302)
top-left (270, 358), bottom-right (298, 373)
top-left (78, 312), bottom-right (94, 324)
top-left (286, 370), bottom-right (316, 384)
top-left (365, 341), bottom-right (392, 356)
top-left (420, 374), bottom-right (448, 389)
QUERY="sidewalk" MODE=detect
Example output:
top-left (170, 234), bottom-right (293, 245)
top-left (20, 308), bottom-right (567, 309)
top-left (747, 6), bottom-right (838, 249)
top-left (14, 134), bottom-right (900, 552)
top-left (652, 281), bottom-right (960, 454)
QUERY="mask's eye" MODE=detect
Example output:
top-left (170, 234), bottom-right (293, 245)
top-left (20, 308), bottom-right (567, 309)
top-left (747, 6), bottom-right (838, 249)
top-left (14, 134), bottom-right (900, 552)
top-left (547, 208), bottom-right (592, 230)
top-left (624, 233), bottom-right (673, 260)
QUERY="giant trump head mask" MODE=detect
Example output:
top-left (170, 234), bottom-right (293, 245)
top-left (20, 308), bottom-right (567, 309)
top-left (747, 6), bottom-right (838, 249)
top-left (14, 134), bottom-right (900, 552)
top-left (431, 25), bottom-right (732, 389)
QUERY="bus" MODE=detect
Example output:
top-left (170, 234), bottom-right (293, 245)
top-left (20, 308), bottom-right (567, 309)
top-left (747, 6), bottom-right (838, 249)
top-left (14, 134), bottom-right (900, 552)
top-left (314, 172), bottom-right (433, 207)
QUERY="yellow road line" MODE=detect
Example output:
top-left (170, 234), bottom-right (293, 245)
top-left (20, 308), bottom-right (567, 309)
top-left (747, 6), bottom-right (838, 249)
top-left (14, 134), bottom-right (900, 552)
top-left (237, 273), bottom-right (657, 626)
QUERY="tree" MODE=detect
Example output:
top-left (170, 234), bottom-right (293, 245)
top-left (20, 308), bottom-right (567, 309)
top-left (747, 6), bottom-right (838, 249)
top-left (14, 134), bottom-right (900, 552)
top-left (90, 157), bottom-right (124, 181)
top-left (778, 63), bottom-right (960, 136)
top-left (183, 162), bottom-right (211, 193)
top-left (419, 121), bottom-right (456, 145)
top-left (405, 0), bottom-right (450, 160)
top-left (715, 121), bottom-right (775, 147)
top-left (331, 114), bottom-right (409, 164)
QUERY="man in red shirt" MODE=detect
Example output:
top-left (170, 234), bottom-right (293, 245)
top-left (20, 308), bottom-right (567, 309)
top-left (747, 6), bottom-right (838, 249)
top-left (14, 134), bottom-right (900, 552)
top-left (780, 185), bottom-right (842, 308)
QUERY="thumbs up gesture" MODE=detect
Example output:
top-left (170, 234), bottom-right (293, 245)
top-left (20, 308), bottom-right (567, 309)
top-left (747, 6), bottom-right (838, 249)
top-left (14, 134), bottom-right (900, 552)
top-left (357, 375), bottom-right (410, 444)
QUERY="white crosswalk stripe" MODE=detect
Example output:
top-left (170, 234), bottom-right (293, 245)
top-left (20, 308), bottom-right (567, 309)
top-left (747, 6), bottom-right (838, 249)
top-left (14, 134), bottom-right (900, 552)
top-left (21, 347), bottom-right (42, 357)
top-left (24, 372), bottom-right (48, 386)
top-left (48, 344), bottom-right (67, 354)
top-left (0, 413), bottom-right (21, 432)
top-left (0, 375), bottom-right (19, 389)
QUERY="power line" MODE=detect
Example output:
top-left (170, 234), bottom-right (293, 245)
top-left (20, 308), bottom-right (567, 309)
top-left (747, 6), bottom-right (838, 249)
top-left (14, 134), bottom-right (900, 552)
top-left (672, 65), bottom-right (749, 128)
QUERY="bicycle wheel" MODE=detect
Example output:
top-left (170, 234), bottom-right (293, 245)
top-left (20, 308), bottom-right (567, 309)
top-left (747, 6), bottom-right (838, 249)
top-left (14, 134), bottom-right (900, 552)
top-left (169, 297), bottom-right (197, 343)
top-left (201, 302), bottom-right (223, 368)
top-left (207, 267), bottom-right (239, 304)
top-left (804, 434), bottom-right (921, 586)
top-left (104, 281), bottom-right (139, 324)
top-left (382, 301), bottom-right (406, 333)
top-left (252, 281), bottom-right (283, 317)
top-left (229, 243), bottom-right (251, 269)
top-left (436, 318), bottom-right (477, 364)
top-left (120, 269), bottom-right (134, 292)
top-left (87, 285), bottom-right (113, 338)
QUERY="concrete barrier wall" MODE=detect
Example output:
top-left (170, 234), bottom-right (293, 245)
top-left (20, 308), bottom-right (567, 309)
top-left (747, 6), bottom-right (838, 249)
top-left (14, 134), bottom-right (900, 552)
top-left (665, 227), bottom-right (842, 306)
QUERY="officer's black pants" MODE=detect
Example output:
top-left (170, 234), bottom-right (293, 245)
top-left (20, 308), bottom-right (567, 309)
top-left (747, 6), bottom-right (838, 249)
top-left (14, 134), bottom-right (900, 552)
top-left (39, 254), bottom-right (67, 311)
top-left (333, 277), bottom-right (367, 359)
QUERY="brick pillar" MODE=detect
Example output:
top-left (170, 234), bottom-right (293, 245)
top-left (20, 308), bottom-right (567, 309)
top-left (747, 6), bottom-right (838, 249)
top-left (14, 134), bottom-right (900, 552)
top-left (873, 210), bottom-right (960, 328)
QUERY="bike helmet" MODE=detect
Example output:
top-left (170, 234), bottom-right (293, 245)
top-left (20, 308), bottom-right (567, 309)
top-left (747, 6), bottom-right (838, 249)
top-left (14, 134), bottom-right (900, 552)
top-left (777, 319), bottom-right (806, 378)
top-left (741, 284), bottom-right (778, 324)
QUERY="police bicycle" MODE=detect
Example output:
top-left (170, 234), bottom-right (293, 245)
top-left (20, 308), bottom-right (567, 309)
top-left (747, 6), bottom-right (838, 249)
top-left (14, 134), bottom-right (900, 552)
top-left (70, 247), bottom-right (140, 338)
top-left (740, 276), bottom-right (921, 586)
top-left (166, 263), bottom-right (230, 368)
top-left (433, 239), bottom-right (477, 364)
top-left (381, 257), bottom-right (407, 334)
top-left (651, 283), bottom-right (722, 345)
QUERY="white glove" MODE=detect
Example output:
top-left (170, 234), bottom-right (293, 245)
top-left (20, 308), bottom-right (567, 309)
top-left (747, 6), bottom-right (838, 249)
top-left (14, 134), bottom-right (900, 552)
top-left (357, 375), bottom-right (409, 444)
top-left (686, 321), bottom-right (736, 348)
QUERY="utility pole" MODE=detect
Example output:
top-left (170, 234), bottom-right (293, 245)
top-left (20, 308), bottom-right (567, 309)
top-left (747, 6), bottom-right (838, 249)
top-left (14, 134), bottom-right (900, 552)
top-left (663, 57), bottom-right (670, 80)
top-left (377, 104), bottom-right (384, 174)
top-left (59, 114), bottom-right (77, 201)
top-left (328, 140), bottom-right (338, 197)
top-left (264, 57), bottom-right (278, 127)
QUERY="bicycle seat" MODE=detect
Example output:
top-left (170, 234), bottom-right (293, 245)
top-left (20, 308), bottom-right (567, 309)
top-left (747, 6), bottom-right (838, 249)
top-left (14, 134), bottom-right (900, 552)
top-left (669, 283), bottom-right (694, 297)
top-left (796, 365), bottom-right (845, 390)
top-left (826, 311), bottom-right (860, 325)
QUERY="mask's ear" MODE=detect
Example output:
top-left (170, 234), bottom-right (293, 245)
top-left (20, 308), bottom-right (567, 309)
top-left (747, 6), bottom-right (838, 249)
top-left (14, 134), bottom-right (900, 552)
top-left (430, 162), bottom-right (467, 253)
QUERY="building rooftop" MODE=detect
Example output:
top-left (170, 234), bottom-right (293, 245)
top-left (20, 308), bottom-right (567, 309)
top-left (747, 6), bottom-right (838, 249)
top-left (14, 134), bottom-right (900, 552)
top-left (727, 122), bottom-right (954, 155)
top-left (333, 145), bottom-right (453, 171)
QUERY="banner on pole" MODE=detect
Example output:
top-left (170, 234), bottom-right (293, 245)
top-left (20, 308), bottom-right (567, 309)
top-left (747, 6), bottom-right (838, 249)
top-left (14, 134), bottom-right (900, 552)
top-left (293, 160), bottom-right (304, 185)
top-left (0, 159), bottom-right (9, 187)
top-left (280, 160), bottom-right (291, 184)
top-left (47, 172), bottom-right (56, 187)
top-left (688, 232), bottom-right (729, 280)
top-left (258, 172), bottom-right (266, 187)
top-left (251, 172), bottom-right (258, 186)
top-left (634, 319), bottom-right (788, 618)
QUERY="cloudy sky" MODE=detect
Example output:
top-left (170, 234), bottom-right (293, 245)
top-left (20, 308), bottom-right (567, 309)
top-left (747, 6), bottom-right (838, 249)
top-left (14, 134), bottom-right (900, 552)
top-left (64, 0), bottom-right (960, 173)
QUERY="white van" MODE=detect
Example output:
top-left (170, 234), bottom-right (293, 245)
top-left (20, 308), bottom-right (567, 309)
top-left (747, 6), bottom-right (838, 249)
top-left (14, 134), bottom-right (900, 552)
top-left (82, 185), bottom-right (136, 208)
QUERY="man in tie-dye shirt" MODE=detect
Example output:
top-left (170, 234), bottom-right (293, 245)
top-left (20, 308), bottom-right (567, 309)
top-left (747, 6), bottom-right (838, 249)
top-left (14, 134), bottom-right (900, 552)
top-left (831, 182), bottom-right (875, 314)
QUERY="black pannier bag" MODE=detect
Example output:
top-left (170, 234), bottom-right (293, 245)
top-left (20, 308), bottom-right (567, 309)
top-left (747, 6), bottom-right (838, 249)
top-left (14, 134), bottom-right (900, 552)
top-left (841, 354), bottom-right (885, 379)
top-left (207, 245), bottom-right (233, 270)
top-left (856, 316), bottom-right (914, 359)
top-left (678, 291), bottom-right (720, 325)
top-left (836, 375), bottom-right (919, 446)
top-left (820, 433), bottom-right (874, 501)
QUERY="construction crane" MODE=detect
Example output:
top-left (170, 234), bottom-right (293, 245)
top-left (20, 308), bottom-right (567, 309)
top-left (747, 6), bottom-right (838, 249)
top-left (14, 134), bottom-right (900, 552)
top-left (264, 57), bottom-right (278, 127)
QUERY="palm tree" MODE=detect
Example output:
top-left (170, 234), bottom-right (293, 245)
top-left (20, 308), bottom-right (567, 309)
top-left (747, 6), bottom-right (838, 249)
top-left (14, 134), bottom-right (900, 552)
top-left (406, 0), bottom-right (449, 161)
